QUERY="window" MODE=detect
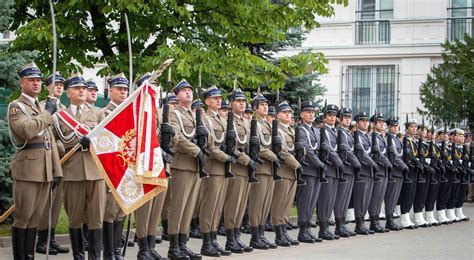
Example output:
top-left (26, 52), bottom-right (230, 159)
top-left (448, 0), bottom-right (473, 41)
top-left (355, 0), bottom-right (393, 44)
top-left (344, 65), bottom-right (398, 118)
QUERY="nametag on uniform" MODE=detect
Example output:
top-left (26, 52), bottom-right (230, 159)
top-left (426, 158), bottom-right (431, 164)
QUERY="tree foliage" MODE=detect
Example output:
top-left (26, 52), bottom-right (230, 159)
top-left (419, 35), bottom-right (474, 129)
top-left (9, 0), bottom-right (346, 91)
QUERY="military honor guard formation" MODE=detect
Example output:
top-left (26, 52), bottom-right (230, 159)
top-left (5, 61), bottom-right (473, 260)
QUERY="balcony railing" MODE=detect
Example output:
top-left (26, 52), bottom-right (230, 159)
top-left (447, 17), bottom-right (473, 41)
top-left (355, 20), bottom-right (391, 45)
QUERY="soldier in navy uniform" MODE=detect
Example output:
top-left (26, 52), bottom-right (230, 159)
top-left (384, 117), bottom-right (408, 231)
top-left (424, 127), bottom-right (442, 226)
top-left (399, 119), bottom-right (422, 229)
top-left (295, 101), bottom-right (326, 243)
top-left (434, 128), bottom-right (451, 224)
top-left (367, 113), bottom-right (392, 233)
top-left (352, 112), bottom-right (377, 235)
top-left (333, 107), bottom-right (359, 238)
top-left (316, 104), bottom-right (344, 240)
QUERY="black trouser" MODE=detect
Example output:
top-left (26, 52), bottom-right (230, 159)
top-left (400, 168), bottom-right (417, 214)
top-left (455, 182), bottom-right (469, 208)
top-left (384, 176), bottom-right (403, 215)
top-left (413, 171), bottom-right (430, 213)
top-left (352, 175), bottom-right (373, 218)
top-left (296, 175), bottom-right (321, 222)
top-left (334, 174), bottom-right (354, 219)
top-left (317, 177), bottom-right (338, 222)
top-left (436, 171), bottom-right (453, 210)
top-left (447, 176), bottom-right (460, 210)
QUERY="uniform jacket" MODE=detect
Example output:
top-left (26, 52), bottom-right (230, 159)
top-left (278, 122), bottom-right (300, 180)
top-left (322, 124), bottom-right (343, 178)
top-left (388, 133), bottom-right (408, 178)
top-left (9, 94), bottom-right (63, 182)
top-left (356, 130), bottom-right (377, 177)
top-left (299, 123), bottom-right (324, 177)
top-left (374, 132), bottom-right (392, 177)
top-left (254, 117), bottom-right (277, 176)
top-left (53, 104), bottom-right (105, 181)
top-left (340, 127), bottom-right (362, 175)
top-left (203, 110), bottom-right (231, 176)
top-left (232, 113), bottom-right (251, 177)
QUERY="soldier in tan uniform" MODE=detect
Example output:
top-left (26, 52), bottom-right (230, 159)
top-left (168, 79), bottom-right (206, 259)
top-left (199, 86), bottom-right (236, 256)
top-left (271, 101), bottom-right (301, 247)
top-left (36, 72), bottom-right (70, 255)
top-left (52, 74), bottom-right (106, 259)
top-left (133, 73), bottom-right (172, 260)
top-left (248, 93), bottom-right (279, 250)
top-left (160, 93), bottom-right (178, 242)
top-left (101, 73), bottom-right (129, 260)
top-left (224, 89), bottom-right (260, 252)
top-left (8, 62), bottom-right (63, 259)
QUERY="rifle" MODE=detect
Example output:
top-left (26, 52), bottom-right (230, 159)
top-left (386, 133), bottom-right (396, 182)
top-left (450, 142), bottom-right (461, 183)
top-left (247, 118), bottom-right (261, 183)
top-left (271, 90), bottom-right (283, 181)
top-left (293, 98), bottom-right (307, 186)
top-left (160, 67), bottom-right (174, 178)
top-left (461, 144), bottom-right (470, 184)
top-left (353, 130), bottom-right (365, 182)
top-left (416, 131), bottom-right (426, 183)
top-left (428, 129), bottom-right (438, 184)
top-left (318, 122), bottom-right (329, 183)
top-left (402, 114), bottom-right (413, 183)
top-left (195, 71), bottom-right (209, 178)
top-left (223, 111), bottom-right (236, 178)
top-left (439, 135), bottom-right (449, 182)
top-left (336, 128), bottom-right (348, 183)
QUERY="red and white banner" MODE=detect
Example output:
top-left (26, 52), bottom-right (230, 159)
top-left (87, 81), bottom-right (167, 214)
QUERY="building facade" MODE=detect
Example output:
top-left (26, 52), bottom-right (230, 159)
top-left (280, 0), bottom-right (473, 124)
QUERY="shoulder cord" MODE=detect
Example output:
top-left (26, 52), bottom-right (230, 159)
top-left (300, 126), bottom-right (318, 150)
top-left (174, 110), bottom-right (196, 139)
top-left (7, 102), bottom-right (30, 150)
top-left (206, 116), bottom-right (225, 143)
top-left (325, 129), bottom-right (337, 152)
top-left (234, 122), bottom-right (248, 145)
top-left (257, 121), bottom-right (271, 146)
top-left (278, 128), bottom-right (294, 152)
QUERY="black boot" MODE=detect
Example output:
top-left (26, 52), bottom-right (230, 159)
top-left (113, 221), bottom-right (124, 260)
top-left (217, 217), bottom-right (226, 236)
top-left (82, 224), bottom-right (89, 251)
top-left (318, 221), bottom-right (336, 240)
top-left (385, 214), bottom-right (402, 231)
top-left (211, 231), bottom-right (231, 256)
top-left (168, 234), bottom-right (189, 260)
top-left (50, 228), bottom-right (69, 253)
top-left (35, 229), bottom-right (58, 255)
top-left (274, 225), bottom-right (290, 247)
top-left (306, 221), bottom-right (323, 242)
top-left (69, 228), bottom-right (85, 260)
top-left (259, 225), bottom-right (277, 249)
top-left (88, 229), bottom-right (102, 260)
top-left (25, 228), bottom-right (37, 260)
top-left (342, 218), bottom-right (356, 236)
top-left (354, 217), bottom-right (370, 235)
top-left (335, 218), bottom-right (350, 238)
top-left (249, 226), bottom-right (269, 250)
top-left (12, 227), bottom-right (26, 260)
top-left (297, 221), bottom-right (315, 243)
top-left (179, 233), bottom-right (202, 259)
top-left (102, 222), bottom-right (115, 260)
top-left (282, 224), bottom-right (299, 245)
top-left (369, 216), bottom-right (385, 233)
top-left (225, 229), bottom-right (244, 253)
top-left (264, 216), bottom-right (273, 232)
top-left (137, 237), bottom-right (152, 260)
top-left (189, 218), bottom-right (202, 239)
top-left (288, 221), bottom-right (298, 230)
top-left (234, 228), bottom-right (253, 252)
top-left (200, 232), bottom-right (221, 257)
top-left (161, 220), bottom-right (169, 241)
top-left (147, 235), bottom-right (162, 259)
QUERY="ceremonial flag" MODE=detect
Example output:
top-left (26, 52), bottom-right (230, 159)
top-left (88, 83), bottom-right (167, 214)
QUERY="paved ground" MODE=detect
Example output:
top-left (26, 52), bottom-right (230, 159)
top-left (1, 204), bottom-right (473, 259)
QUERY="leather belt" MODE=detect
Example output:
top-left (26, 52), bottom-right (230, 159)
top-left (21, 142), bottom-right (51, 150)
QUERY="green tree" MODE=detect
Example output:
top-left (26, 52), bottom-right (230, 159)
top-left (419, 35), bottom-right (474, 129)
top-left (9, 0), bottom-right (346, 90)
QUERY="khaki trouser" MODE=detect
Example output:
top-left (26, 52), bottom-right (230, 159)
top-left (224, 176), bottom-right (249, 229)
top-left (104, 191), bottom-right (126, 223)
top-left (199, 176), bottom-right (228, 233)
top-left (161, 188), bottom-right (171, 221)
top-left (248, 174), bottom-right (274, 227)
top-left (135, 190), bottom-right (167, 238)
top-left (13, 180), bottom-right (50, 229)
top-left (63, 180), bottom-right (106, 229)
top-left (168, 169), bottom-right (201, 234)
top-left (271, 178), bottom-right (296, 225)
top-left (38, 180), bottom-right (64, 230)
